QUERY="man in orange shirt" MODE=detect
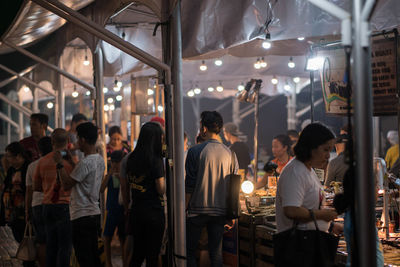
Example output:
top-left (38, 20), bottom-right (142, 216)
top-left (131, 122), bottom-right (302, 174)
top-left (33, 128), bottom-right (74, 267)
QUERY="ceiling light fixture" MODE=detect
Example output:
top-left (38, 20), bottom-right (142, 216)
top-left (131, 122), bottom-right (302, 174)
top-left (116, 95), bottom-right (123, 101)
top-left (216, 81), bottom-right (224, 92)
top-left (262, 41), bottom-right (271, 49)
top-left (110, 104), bottom-right (115, 111)
top-left (72, 85), bottom-right (79, 98)
top-left (147, 88), bottom-right (154, 96)
top-left (288, 57), bottom-right (295, 68)
top-left (207, 86), bottom-right (214, 92)
top-left (293, 77), bottom-right (300, 83)
top-left (46, 102), bottom-right (53, 109)
top-left (214, 59), bottom-right (223, 66)
top-left (194, 87), bottom-right (202, 94)
top-left (86, 91), bottom-right (91, 96)
top-left (103, 87), bottom-right (108, 93)
top-left (83, 48), bottom-right (90, 66)
top-left (107, 97), bottom-right (114, 104)
top-left (23, 86), bottom-right (30, 92)
top-left (113, 79), bottom-right (121, 92)
top-left (157, 105), bottom-right (164, 112)
top-left (254, 58), bottom-right (261, 69)
top-left (271, 76), bottom-right (278, 85)
top-left (104, 105), bottom-right (110, 111)
top-left (297, 37), bottom-right (305, 41)
top-left (238, 83), bottom-right (245, 91)
top-left (199, 60), bottom-right (207, 71)
top-left (187, 90), bottom-right (195, 97)
top-left (260, 57), bottom-right (267, 68)
top-left (284, 83), bottom-right (291, 91)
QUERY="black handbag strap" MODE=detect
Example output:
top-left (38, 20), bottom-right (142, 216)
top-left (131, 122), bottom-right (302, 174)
top-left (309, 209), bottom-right (320, 231)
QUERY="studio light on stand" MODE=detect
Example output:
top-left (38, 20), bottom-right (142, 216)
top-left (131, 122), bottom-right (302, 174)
top-left (236, 80), bottom-right (253, 102)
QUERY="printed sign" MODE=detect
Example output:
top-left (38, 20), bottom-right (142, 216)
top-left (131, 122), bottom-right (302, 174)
top-left (316, 33), bottom-right (398, 115)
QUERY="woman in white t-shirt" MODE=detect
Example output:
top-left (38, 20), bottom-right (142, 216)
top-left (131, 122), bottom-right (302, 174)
top-left (276, 123), bottom-right (338, 233)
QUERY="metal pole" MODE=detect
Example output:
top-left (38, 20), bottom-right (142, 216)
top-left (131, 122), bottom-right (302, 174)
top-left (353, 0), bottom-right (376, 266)
top-left (32, 88), bottom-right (39, 113)
top-left (3, 41), bottom-right (96, 94)
top-left (7, 105), bottom-right (11, 144)
top-left (0, 65), bottom-right (37, 89)
top-left (18, 96), bottom-right (24, 140)
top-left (254, 91), bottom-right (259, 183)
top-left (0, 92), bottom-right (32, 117)
top-left (55, 90), bottom-right (59, 128)
top-left (0, 64), bottom-right (55, 96)
top-left (171, 1), bottom-right (186, 265)
top-left (94, 47), bottom-right (106, 224)
top-left (56, 79), bottom-right (65, 128)
top-left (232, 97), bottom-right (241, 126)
top-left (0, 111), bottom-right (19, 130)
top-left (310, 71), bottom-right (315, 122)
top-left (31, 0), bottom-right (171, 84)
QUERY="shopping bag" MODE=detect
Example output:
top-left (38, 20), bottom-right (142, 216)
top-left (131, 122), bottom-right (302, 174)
top-left (16, 222), bottom-right (36, 261)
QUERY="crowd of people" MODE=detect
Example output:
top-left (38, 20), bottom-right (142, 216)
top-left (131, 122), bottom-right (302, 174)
top-left (0, 109), bottom-right (398, 267)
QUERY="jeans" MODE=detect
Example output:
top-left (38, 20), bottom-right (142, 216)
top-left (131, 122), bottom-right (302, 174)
top-left (130, 207), bottom-right (165, 267)
top-left (72, 215), bottom-right (101, 267)
top-left (32, 205), bottom-right (46, 243)
top-left (186, 215), bottom-right (225, 267)
top-left (42, 204), bottom-right (72, 267)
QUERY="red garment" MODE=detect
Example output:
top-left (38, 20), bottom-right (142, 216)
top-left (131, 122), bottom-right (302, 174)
top-left (20, 136), bottom-right (40, 161)
top-left (271, 156), bottom-right (293, 174)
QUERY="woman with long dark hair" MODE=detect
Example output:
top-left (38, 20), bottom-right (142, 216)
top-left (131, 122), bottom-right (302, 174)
top-left (1, 142), bottom-right (35, 266)
top-left (125, 122), bottom-right (165, 267)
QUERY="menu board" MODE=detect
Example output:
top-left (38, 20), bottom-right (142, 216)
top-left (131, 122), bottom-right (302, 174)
top-left (316, 33), bottom-right (398, 116)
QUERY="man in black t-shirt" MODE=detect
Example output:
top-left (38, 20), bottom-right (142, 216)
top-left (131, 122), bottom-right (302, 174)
top-left (223, 122), bottom-right (251, 172)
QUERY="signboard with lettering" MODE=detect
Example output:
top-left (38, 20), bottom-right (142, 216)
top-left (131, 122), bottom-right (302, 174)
top-left (315, 33), bottom-right (398, 116)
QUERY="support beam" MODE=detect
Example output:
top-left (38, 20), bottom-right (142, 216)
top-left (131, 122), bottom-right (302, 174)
top-left (353, 0), bottom-right (376, 266)
top-left (295, 98), bottom-right (324, 118)
top-left (239, 95), bottom-right (279, 119)
top-left (171, 1), bottom-right (186, 266)
top-left (0, 65), bottom-right (37, 88)
top-left (3, 41), bottom-right (95, 94)
top-left (31, 0), bottom-right (171, 84)
top-left (0, 92), bottom-right (32, 117)
top-left (0, 64), bottom-right (55, 96)
top-left (18, 96), bottom-right (24, 140)
top-left (0, 111), bottom-right (19, 130)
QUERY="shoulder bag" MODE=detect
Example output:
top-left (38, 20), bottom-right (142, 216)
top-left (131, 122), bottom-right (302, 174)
top-left (16, 222), bottom-right (36, 261)
top-left (226, 151), bottom-right (242, 219)
top-left (273, 210), bottom-right (339, 267)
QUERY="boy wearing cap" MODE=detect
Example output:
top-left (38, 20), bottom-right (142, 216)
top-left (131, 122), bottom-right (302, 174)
top-left (100, 150), bottom-right (126, 267)
top-left (223, 122), bottom-right (251, 172)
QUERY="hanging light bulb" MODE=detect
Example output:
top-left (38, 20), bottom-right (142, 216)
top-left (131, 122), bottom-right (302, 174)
top-left (254, 58), bottom-right (261, 69)
top-left (113, 79), bottom-right (120, 92)
top-left (293, 77), bottom-right (300, 83)
top-left (116, 95), bottom-right (123, 101)
top-left (216, 82), bottom-right (224, 92)
top-left (271, 76), bottom-right (278, 85)
top-left (187, 90), bottom-right (195, 97)
top-left (297, 37), bottom-right (305, 41)
top-left (83, 48), bottom-right (90, 66)
top-left (284, 84), bottom-right (291, 91)
top-left (86, 91), bottom-right (91, 96)
top-left (23, 86), bottom-right (30, 92)
top-left (199, 60), bottom-right (207, 71)
top-left (157, 105), bottom-right (164, 112)
top-left (104, 105), bottom-right (110, 111)
top-left (46, 102), bottom-right (53, 109)
top-left (103, 87), bottom-right (108, 93)
top-left (262, 41), bottom-right (272, 49)
top-left (107, 97), bottom-right (114, 104)
top-left (110, 104), bottom-right (115, 111)
top-left (72, 85), bottom-right (79, 98)
top-left (288, 57), bottom-right (295, 68)
top-left (214, 59), bottom-right (223, 66)
top-left (260, 57), bottom-right (267, 68)
top-left (207, 86), bottom-right (214, 92)
top-left (238, 83), bottom-right (245, 91)
top-left (147, 88), bottom-right (154, 96)
top-left (117, 81), bottom-right (123, 88)
top-left (194, 87), bottom-right (202, 94)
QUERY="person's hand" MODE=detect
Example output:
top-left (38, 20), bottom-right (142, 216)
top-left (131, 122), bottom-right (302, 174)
top-left (53, 151), bottom-right (63, 164)
top-left (316, 209), bottom-right (338, 222)
top-left (331, 222), bottom-right (344, 236)
top-left (25, 209), bottom-right (30, 222)
top-left (224, 219), bottom-right (236, 231)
